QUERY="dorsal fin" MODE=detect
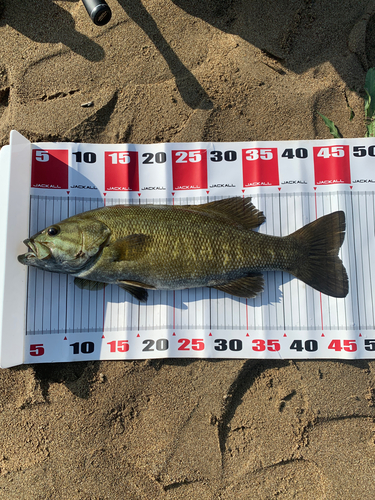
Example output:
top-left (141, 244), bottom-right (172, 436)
top-left (184, 197), bottom-right (265, 230)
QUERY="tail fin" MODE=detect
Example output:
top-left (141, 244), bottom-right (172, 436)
top-left (289, 211), bottom-right (348, 298)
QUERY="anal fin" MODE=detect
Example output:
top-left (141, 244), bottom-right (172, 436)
top-left (117, 280), bottom-right (156, 302)
top-left (212, 274), bottom-right (264, 299)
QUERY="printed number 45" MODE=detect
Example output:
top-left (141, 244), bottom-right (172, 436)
top-left (316, 146), bottom-right (345, 159)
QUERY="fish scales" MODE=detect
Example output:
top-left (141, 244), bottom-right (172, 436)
top-left (18, 197), bottom-right (349, 300)
top-left (80, 204), bottom-right (295, 287)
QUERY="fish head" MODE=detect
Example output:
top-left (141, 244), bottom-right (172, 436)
top-left (18, 218), bottom-right (111, 274)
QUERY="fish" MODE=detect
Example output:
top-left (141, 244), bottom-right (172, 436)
top-left (17, 197), bottom-right (349, 301)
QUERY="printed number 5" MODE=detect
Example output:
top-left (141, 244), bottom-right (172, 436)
top-left (35, 150), bottom-right (49, 162)
top-left (30, 344), bottom-right (45, 356)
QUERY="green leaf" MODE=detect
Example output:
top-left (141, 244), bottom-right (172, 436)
top-left (318, 112), bottom-right (342, 139)
top-left (365, 68), bottom-right (375, 119)
top-left (366, 120), bottom-right (375, 138)
top-left (365, 89), bottom-right (372, 118)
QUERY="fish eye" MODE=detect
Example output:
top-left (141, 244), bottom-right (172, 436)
top-left (47, 226), bottom-right (60, 236)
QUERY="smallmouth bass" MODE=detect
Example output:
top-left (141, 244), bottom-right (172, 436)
top-left (18, 197), bottom-right (349, 301)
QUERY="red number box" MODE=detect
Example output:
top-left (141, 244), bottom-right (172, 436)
top-left (313, 145), bottom-right (350, 185)
top-left (105, 151), bottom-right (139, 191)
top-left (172, 149), bottom-right (207, 190)
top-left (31, 149), bottom-right (68, 189)
top-left (242, 148), bottom-right (279, 187)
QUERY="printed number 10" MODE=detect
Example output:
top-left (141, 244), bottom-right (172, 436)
top-left (70, 341), bottom-right (95, 354)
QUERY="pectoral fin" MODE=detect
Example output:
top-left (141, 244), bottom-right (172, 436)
top-left (74, 278), bottom-right (107, 291)
top-left (212, 274), bottom-right (264, 298)
top-left (108, 234), bottom-right (151, 262)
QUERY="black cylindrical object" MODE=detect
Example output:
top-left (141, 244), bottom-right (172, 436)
top-left (81, 0), bottom-right (112, 26)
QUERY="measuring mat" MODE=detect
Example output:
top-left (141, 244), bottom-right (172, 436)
top-left (1, 131), bottom-right (375, 366)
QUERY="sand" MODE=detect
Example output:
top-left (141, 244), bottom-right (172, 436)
top-left (0, 0), bottom-right (375, 498)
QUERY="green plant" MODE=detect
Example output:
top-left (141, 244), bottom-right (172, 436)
top-left (317, 112), bottom-right (342, 139)
top-left (319, 67), bottom-right (375, 138)
top-left (365, 67), bottom-right (375, 137)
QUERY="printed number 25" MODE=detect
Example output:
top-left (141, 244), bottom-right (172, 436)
top-left (175, 151), bottom-right (202, 163)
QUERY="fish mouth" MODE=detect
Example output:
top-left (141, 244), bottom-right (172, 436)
top-left (17, 239), bottom-right (51, 264)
